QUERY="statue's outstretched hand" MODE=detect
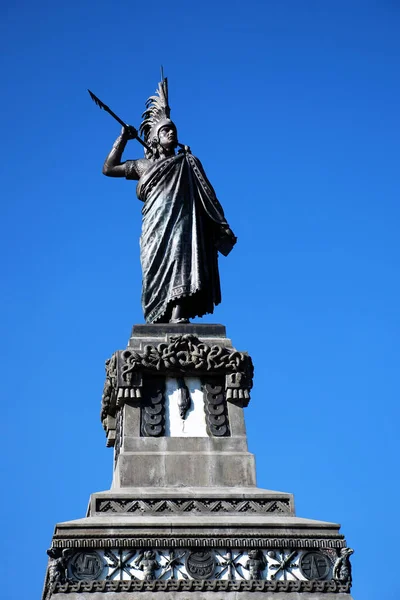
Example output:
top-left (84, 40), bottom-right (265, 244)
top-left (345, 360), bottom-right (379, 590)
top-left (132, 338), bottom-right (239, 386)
top-left (121, 125), bottom-right (138, 140)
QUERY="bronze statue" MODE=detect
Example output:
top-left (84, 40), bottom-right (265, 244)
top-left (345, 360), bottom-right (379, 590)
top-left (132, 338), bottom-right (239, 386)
top-left (95, 75), bottom-right (236, 324)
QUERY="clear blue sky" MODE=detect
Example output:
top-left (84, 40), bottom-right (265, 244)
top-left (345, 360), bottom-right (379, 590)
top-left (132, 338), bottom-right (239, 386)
top-left (1, 1), bottom-right (399, 598)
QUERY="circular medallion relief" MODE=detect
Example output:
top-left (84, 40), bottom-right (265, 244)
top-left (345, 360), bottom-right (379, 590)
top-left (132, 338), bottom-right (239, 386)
top-left (70, 551), bottom-right (104, 580)
top-left (299, 551), bottom-right (330, 580)
top-left (185, 550), bottom-right (216, 580)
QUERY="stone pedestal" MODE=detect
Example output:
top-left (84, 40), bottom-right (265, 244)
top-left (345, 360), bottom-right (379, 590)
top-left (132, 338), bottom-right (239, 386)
top-left (42, 325), bottom-right (354, 599)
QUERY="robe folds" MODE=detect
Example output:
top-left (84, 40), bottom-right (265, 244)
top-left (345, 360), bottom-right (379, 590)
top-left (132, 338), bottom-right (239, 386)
top-left (132, 152), bottom-right (231, 323)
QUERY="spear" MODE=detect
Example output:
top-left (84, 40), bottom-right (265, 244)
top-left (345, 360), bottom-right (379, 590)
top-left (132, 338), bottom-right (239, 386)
top-left (88, 89), bottom-right (153, 154)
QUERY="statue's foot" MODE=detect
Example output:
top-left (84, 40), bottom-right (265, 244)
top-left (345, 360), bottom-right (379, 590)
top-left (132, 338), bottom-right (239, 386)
top-left (170, 301), bottom-right (189, 324)
top-left (170, 317), bottom-right (190, 324)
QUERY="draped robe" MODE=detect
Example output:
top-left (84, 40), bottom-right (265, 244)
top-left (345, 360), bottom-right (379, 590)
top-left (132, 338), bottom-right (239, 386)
top-left (126, 152), bottom-right (232, 323)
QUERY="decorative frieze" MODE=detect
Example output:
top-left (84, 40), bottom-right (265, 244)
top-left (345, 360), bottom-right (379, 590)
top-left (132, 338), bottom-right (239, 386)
top-left (95, 498), bottom-right (292, 515)
top-left (54, 579), bottom-right (351, 593)
top-left (51, 547), bottom-right (352, 584)
top-left (52, 536), bottom-right (346, 550)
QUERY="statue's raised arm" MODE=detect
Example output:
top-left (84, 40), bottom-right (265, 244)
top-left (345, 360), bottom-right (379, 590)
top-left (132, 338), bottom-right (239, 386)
top-left (102, 126), bottom-right (146, 178)
top-left (101, 74), bottom-right (237, 324)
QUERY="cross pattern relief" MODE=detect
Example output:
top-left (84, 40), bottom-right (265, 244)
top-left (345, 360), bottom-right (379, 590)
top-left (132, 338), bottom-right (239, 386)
top-left (72, 548), bottom-right (326, 582)
top-left (158, 550), bottom-right (188, 579)
top-left (104, 550), bottom-right (137, 580)
top-left (215, 550), bottom-right (247, 579)
top-left (266, 550), bottom-right (300, 580)
top-left (103, 549), bottom-right (189, 581)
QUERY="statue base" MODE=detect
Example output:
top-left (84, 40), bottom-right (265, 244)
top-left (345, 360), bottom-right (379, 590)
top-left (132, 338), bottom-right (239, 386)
top-left (42, 325), bottom-right (354, 599)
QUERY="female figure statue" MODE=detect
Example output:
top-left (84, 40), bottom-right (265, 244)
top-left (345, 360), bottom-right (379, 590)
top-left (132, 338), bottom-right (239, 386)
top-left (103, 76), bottom-right (236, 324)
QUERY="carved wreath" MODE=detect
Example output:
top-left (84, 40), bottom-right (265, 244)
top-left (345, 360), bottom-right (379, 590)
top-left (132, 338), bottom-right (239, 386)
top-left (101, 335), bottom-right (253, 430)
top-left (120, 335), bottom-right (252, 380)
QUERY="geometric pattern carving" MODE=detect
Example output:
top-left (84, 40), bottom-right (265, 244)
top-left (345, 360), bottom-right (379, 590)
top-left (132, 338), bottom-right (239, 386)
top-left (104, 549), bottom-right (139, 580)
top-left (52, 536), bottom-right (347, 550)
top-left (55, 579), bottom-right (351, 592)
top-left (299, 551), bottom-right (331, 580)
top-left (267, 550), bottom-right (299, 580)
top-left (69, 551), bottom-right (104, 581)
top-left (96, 498), bottom-right (292, 515)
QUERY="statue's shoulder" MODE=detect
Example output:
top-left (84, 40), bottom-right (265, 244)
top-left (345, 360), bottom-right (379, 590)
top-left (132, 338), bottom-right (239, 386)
top-left (185, 152), bottom-right (205, 171)
top-left (185, 153), bottom-right (212, 183)
top-left (125, 158), bottom-right (152, 180)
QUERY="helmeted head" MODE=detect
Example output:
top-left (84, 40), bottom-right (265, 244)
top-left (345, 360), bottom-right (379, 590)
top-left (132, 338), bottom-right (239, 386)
top-left (140, 76), bottom-right (178, 158)
top-left (147, 116), bottom-right (178, 154)
top-left (156, 121), bottom-right (178, 151)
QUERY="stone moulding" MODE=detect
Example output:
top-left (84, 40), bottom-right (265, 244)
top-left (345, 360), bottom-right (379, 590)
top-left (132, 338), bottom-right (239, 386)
top-left (52, 537), bottom-right (346, 549)
top-left (101, 334), bottom-right (254, 445)
top-left (94, 498), bottom-right (293, 515)
top-left (55, 579), bottom-right (351, 593)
